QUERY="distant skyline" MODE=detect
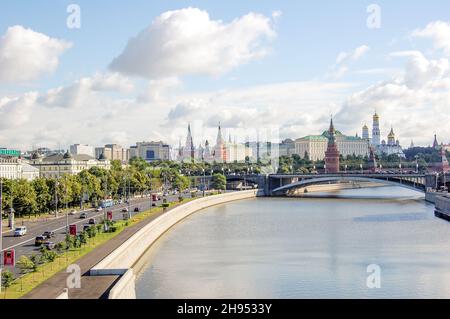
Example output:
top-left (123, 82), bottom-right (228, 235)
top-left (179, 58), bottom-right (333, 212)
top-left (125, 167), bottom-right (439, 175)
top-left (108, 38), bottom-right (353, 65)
top-left (0, 0), bottom-right (450, 150)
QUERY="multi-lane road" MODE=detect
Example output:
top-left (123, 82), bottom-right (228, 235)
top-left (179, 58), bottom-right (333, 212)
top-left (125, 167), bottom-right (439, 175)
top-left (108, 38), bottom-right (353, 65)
top-left (1, 192), bottom-right (199, 275)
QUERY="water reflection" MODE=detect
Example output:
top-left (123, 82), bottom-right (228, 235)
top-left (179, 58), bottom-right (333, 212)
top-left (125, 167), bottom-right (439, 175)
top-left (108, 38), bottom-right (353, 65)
top-left (135, 186), bottom-right (450, 298)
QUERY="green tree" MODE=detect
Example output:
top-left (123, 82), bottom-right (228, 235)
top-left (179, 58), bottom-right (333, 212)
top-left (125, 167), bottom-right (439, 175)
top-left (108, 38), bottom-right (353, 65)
top-left (1, 270), bottom-right (15, 293)
top-left (212, 173), bottom-right (226, 190)
top-left (17, 255), bottom-right (35, 274)
top-left (12, 179), bottom-right (37, 217)
top-left (173, 174), bottom-right (190, 192)
top-left (32, 178), bottom-right (52, 214)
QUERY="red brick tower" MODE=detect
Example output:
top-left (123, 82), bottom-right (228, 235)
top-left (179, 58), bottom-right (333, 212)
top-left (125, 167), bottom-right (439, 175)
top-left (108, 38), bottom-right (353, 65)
top-left (435, 143), bottom-right (450, 173)
top-left (325, 118), bottom-right (340, 173)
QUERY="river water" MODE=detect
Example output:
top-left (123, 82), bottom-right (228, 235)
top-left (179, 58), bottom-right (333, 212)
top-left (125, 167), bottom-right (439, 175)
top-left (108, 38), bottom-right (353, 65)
top-left (135, 186), bottom-right (450, 298)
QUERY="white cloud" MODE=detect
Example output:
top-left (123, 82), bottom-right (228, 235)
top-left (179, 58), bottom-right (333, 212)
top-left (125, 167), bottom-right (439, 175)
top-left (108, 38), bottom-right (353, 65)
top-left (38, 72), bottom-right (134, 108)
top-left (390, 51), bottom-right (450, 89)
top-left (412, 21), bottom-right (450, 55)
top-left (335, 45), bottom-right (370, 65)
top-left (335, 51), bottom-right (450, 145)
top-left (110, 7), bottom-right (276, 79)
top-left (0, 92), bottom-right (38, 129)
top-left (329, 45), bottom-right (370, 79)
top-left (0, 25), bottom-right (72, 83)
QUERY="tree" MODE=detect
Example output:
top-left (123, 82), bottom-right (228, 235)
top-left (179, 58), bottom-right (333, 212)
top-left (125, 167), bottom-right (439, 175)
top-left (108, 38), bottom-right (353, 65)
top-left (1, 270), bottom-right (15, 294)
top-left (17, 256), bottom-right (34, 274)
top-left (12, 179), bottom-right (37, 217)
top-left (32, 178), bottom-right (52, 214)
top-left (212, 173), bottom-right (226, 190)
top-left (173, 174), bottom-right (190, 192)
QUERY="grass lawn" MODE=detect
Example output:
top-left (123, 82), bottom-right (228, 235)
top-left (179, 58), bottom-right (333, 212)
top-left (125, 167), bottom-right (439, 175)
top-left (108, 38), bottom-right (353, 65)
top-left (1, 198), bottom-right (194, 299)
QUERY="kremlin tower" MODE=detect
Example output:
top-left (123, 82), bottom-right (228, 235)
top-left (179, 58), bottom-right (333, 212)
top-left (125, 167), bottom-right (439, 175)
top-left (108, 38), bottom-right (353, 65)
top-left (183, 123), bottom-right (195, 162)
top-left (213, 123), bottom-right (227, 163)
top-left (324, 117), bottom-right (340, 173)
top-left (371, 111), bottom-right (381, 146)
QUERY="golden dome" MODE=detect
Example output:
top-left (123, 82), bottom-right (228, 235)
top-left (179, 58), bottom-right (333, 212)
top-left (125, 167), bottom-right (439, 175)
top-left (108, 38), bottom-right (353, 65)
top-left (388, 128), bottom-right (395, 138)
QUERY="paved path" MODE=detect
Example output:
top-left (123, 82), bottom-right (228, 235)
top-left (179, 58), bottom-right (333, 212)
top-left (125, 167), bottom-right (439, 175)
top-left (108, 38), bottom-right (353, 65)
top-left (22, 204), bottom-right (173, 299)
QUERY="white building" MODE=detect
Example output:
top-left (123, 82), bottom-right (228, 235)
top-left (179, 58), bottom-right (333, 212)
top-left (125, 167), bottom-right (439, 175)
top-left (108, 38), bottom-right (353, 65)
top-left (70, 144), bottom-right (95, 157)
top-left (21, 162), bottom-right (40, 181)
top-left (31, 152), bottom-right (110, 178)
top-left (295, 129), bottom-right (370, 161)
top-left (0, 157), bottom-right (22, 179)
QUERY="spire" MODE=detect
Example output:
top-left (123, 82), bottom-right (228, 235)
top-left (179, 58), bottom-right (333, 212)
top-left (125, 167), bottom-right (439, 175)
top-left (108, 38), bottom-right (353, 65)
top-left (433, 134), bottom-right (439, 149)
top-left (328, 116), bottom-right (336, 145)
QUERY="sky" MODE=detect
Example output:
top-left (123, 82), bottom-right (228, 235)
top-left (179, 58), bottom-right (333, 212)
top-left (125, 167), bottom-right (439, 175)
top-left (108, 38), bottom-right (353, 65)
top-left (0, 0), bottom-right (450, 150)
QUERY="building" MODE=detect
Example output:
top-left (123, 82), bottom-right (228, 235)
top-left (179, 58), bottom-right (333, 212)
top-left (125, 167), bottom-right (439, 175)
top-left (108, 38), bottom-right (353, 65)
top-left (278, 139), bottom-right (296, 157)
top-left (294, 129), bottom-right (370, 161)
top-left (21, 162), bottom-right (40, 181)
top-left (377, 127), bottom-right (405, 158)
top-left (433, 134), bottom-right (439, 149)
top-left (31, 151), bottom-right (110, 178)
top-left (0, 157), bottom-right (22, 179)
top-left (70, 144), bottom-right (95, 157)
top-left (95, 144), bottom-right (129, 163)
top-left (181, 124), bottom-right (195, 162)
top-left (432, 144), bottom-right (450, 173)
top-left (324, 118), bottom-right (340, 173)
top-left (130, 141), bottom-right (170, 162)
top-left (213, 123), bottom-right (227, 163)
top-left (362, 124), bottom-right (370, 141)
top-left (371, 112), bottom-right (381, 146)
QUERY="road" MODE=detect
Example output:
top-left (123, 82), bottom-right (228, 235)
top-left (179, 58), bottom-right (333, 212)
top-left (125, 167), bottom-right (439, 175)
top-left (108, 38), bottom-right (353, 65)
top-left (1, 191), bottom-right (201, 276)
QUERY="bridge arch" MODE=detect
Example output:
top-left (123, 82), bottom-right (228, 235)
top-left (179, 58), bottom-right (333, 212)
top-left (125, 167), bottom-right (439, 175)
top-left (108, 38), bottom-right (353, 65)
top-left (271, 176), bottom-right (426, 195)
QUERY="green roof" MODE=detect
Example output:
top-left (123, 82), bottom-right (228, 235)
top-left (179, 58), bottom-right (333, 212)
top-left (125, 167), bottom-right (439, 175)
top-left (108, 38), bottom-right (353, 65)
top-left (0, 149), bottom-right (20, 157)
top-left (296, 131), bottom-right (366, 142)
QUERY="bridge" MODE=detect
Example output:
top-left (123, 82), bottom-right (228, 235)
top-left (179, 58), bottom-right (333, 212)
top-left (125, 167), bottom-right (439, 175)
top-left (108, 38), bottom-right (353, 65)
top-left (222, 173), bottom-right (448, 196)
top-left (269, 173), bottom-right (428, 195)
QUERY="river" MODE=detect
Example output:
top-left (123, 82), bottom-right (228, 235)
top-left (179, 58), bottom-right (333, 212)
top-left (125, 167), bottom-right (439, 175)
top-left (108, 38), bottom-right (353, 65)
top-left (135, 186), bottom-right (450, 298)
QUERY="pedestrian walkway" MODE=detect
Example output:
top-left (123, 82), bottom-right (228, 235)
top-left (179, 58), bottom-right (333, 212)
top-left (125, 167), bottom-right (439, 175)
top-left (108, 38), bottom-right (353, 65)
top-left (23, 208), bottom-right (169, 299)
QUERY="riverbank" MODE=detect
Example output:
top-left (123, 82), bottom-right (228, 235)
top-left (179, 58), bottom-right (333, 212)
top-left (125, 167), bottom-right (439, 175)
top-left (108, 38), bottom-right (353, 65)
top-left (287, 181), bottom-right (386, 196)
top-left (92, 190), bottom-right (261, 299)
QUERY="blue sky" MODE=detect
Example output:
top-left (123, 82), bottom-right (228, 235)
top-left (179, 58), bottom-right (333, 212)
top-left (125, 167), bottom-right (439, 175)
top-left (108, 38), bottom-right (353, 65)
top-left (0, 1), bottom-right (450, 149)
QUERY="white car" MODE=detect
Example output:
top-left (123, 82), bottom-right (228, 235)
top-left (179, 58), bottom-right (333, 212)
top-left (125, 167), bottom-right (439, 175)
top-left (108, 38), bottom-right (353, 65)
top-left (14, 226), bottom-right (27, 237)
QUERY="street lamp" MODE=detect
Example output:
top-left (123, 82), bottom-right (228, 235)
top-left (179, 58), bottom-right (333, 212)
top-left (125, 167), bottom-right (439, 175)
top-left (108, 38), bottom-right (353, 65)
top-left (415, 155), bottom-right (419, 173)
top-left (324, 164), bottom-right (327, 174)
top-left (202, 169), bottom-right (206, 197)
top-left (344, 164), bottom-right (348, 173)
top-left (359, 163), bottom-right (363, 174)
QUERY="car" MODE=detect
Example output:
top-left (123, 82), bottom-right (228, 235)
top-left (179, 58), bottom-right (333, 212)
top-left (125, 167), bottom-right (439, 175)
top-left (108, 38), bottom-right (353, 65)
top-left (80, 212), bottom-right (88, 219)
top-left (83, 224), bottom-right (91, 231)
top-left (88, 218), bottom-right (96, 225)
top-left (122, 207), bottom-right (129, 212)
top-left (14, 226), bottom-right (27, 237)
top-left (95, 207), bottom-right (102, 212)
top-left (152, 203), bottom-right (156, 207)
top-left (134, 207), bottom-right (140, 212)
top-left (42, 241), bottom-right (56, 250)
top-left (42, 231), bottom-right (55, 239)
top-left (35, 236), bottom-right (46, 246)
top-left (68, 210), bottom-right (77, 215)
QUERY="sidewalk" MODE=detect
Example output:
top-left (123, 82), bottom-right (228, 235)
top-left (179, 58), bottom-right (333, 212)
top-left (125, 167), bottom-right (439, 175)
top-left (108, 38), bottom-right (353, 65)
top-left (23, 207), bottom-right (168, 299)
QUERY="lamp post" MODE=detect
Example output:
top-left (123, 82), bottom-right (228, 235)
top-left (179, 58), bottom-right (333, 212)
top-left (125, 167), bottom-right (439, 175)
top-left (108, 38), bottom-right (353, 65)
top-left (344, 164), bottom-right (348, 173)
top-left (324, 164), bottom-right (327, 174)
top-left (360, 163), bottom-right (363, 174)
top-left (202, 169), bottom-right (205, 197)
top-left (415, 155), bottom-right (419, 173)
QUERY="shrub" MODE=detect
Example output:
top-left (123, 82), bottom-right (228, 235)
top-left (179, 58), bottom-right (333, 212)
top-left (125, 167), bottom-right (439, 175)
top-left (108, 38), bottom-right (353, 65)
top-left (17, 256), bottom-right (34, 274)
top-left (1, 270), bottom-right (15, 290)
